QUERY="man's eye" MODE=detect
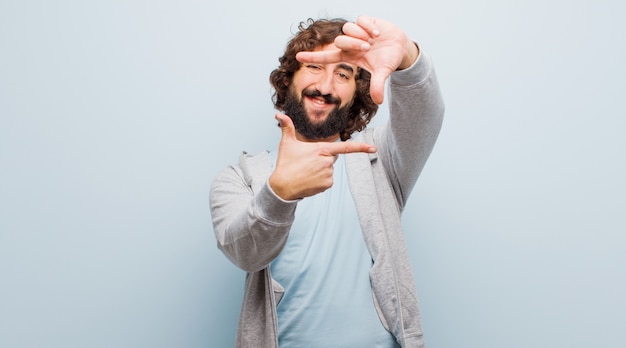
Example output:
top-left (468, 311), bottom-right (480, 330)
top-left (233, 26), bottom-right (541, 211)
top-left (307, 65), bottom-right (321, 70)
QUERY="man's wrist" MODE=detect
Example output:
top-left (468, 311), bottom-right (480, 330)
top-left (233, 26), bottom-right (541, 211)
top-left (397, 41), bottom-right (420, 71)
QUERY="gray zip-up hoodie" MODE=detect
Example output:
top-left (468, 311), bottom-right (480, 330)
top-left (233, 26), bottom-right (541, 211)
top-left (210, 52), bottom-right (444, 348)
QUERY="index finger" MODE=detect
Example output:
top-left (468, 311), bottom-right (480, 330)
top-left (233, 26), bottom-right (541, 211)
top-left (295, 49), bottom-right (342, 65)
top-left (323, 141), bottom-right (377, 156)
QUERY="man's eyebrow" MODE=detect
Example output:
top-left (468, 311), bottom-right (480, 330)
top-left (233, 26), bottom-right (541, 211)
top-left (338, 63), bottom-right (355, 74)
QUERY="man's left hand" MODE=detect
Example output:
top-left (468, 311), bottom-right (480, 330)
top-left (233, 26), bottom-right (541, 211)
top-left (295, 16), bottom-right (419, 105)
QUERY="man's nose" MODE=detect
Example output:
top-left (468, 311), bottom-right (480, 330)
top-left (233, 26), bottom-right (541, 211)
top-left (315, 71), bottom-right (334, 95)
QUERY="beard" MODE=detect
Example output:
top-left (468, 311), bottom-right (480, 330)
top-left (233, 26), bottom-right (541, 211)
top-left (282, 87), bottom-right (352, 140)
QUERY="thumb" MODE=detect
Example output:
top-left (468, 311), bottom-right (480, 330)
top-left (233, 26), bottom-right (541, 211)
top-left (275, 113), bottom-right (297, 142)
top-left (369, 70), bottom-right (391, 105)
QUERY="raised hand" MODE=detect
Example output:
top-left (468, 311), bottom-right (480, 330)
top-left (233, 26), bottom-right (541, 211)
top-left (295, 16), bottom-right (419, 105)
top-left (269, 113), bottom-right (377, 200)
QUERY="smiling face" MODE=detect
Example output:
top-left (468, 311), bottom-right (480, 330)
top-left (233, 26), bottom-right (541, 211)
top-left (284, 44), bottom-right (358, 141)
top-left (269, 18), bottom-right (379, 141)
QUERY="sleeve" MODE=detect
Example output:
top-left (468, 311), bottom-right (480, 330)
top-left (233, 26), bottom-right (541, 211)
top-left (209, 157), bottom-right (298, 273)
top-left (372, 50), bottom-right (445, 209)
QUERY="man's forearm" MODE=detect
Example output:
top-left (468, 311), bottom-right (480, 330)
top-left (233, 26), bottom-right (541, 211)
top-left (210, 168), bottom-right (296, 272)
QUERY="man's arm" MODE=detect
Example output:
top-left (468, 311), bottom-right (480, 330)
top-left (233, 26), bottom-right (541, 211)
top-left (210, 115), bottom-right (377, 272)
top-left (297, 16), bottom-right (444, 207)
top-left (374, 51), bottom-right (445, 209)
top-left (209, 158), bottom-right (296, 273)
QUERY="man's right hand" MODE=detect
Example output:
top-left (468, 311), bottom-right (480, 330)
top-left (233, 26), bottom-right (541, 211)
top-left (268, 114), bottom-right (377, 201)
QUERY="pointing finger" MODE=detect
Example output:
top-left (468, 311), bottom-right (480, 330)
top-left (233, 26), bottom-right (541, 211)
top-left (296, 49), bottom-right (342, 65)
top-left (325, 141), bottom-right (377, 156)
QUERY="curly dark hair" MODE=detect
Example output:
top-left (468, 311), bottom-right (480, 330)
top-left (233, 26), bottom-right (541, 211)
top-left (269, 18), bottom-right (379, 141)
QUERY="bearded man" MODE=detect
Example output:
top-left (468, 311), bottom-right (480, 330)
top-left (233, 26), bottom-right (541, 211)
top-left (210, 15), bottom-right (444, 348)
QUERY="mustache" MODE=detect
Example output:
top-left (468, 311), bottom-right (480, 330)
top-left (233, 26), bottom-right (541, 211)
top-left (302, 89), bottom-right (341, 105)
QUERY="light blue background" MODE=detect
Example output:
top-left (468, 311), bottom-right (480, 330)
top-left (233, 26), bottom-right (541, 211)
top-left (1, 0), bottom-right (624, 347)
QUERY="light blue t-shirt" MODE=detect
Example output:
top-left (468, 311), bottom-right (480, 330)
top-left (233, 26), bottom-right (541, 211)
top-left (270, 154), bottom-right (400, 348)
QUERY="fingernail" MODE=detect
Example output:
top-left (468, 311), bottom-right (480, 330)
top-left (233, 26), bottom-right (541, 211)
top-left (361, 43), bottom-right (370, 51)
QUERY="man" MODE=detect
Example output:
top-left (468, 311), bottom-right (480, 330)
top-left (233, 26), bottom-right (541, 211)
top-left (210, 16), bottom-right (444, 348)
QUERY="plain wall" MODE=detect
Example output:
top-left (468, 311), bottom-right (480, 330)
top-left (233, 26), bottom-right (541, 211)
top-left (1, 0), bottom-right (624, 347)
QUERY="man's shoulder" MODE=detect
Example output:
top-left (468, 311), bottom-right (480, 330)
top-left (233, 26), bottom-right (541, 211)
top-left (211, 150), bottom-right (274, 194)
top-left (237, 150), bottom-right (274, 190)
top-left (239, 150), bottom-right (273, 170)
